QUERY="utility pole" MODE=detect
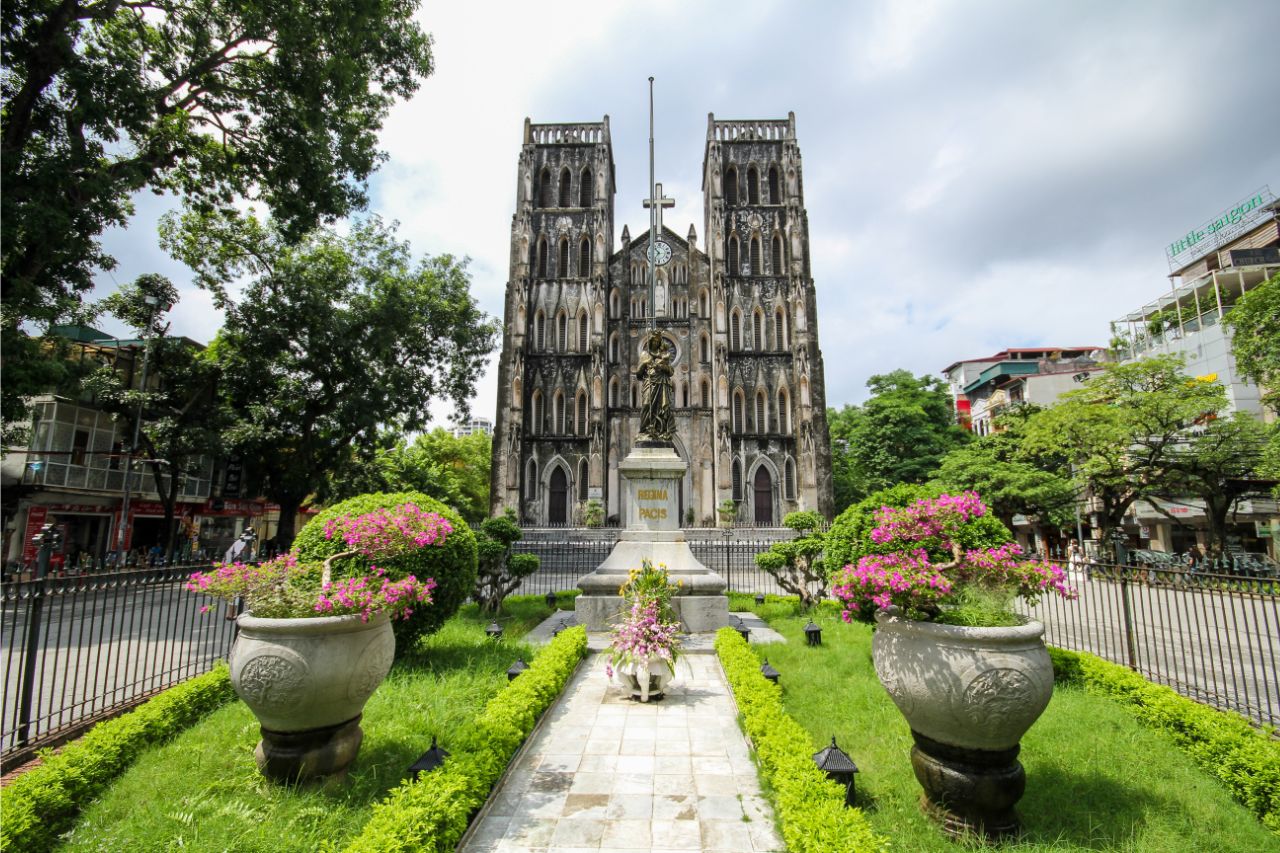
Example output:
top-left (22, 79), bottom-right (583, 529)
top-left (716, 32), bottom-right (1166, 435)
top-left (114, 295), bottom-right (163, 564)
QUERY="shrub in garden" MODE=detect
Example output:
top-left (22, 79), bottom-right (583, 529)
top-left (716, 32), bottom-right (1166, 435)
top-left (755, 511), bottom-right (828, 608)
top-left (474, 509), bottom-right (540, 613)
top-left (295, 491), bottom-right (477, 649)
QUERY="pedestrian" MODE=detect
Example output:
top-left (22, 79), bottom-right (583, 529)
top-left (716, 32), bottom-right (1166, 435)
top-left (1187, 543), bottom-right (1203, 572)
top-left (1068, 541), bottom-right (1085, 578)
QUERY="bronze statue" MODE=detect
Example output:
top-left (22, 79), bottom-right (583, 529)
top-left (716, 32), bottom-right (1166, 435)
top-left (636, 331), bottom-right (675, 441)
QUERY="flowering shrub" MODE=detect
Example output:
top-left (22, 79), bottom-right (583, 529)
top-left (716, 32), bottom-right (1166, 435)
top-left (607, 561), bottom-right (682, 678)
top-left (188, 504), bottom-right (450, 621)
top-left (832, 491), bottom-right (1076, 625)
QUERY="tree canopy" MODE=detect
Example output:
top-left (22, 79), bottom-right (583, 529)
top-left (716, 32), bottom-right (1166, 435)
top-left (1, 0), bottom-right (433, 440)
top-left (1223, 272), bottom-right (1280, 412)
top-left (164, 211), bottom-right (498, 547)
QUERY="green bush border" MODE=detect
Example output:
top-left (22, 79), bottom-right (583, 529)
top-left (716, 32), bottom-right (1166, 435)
top-left (344, 625), bottom-right (588, 853)
top-left (1049, 646), bottom-right (1280, 834)
top-left (0, 665), bottom-right (235, 853)
top-left (715, 627), bottom-right (888, 853)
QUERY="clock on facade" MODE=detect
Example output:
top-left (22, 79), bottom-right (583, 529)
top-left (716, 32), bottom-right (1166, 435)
top-left (647, 240), bottom-right (673, 266)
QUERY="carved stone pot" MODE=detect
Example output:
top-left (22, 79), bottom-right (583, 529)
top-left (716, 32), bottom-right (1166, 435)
top-left (614, 660), bottom-right (675, 702)
top-left (230, 611), bottom-right (395, 782)
top-left (872, 608), bottom-right (1053, 840)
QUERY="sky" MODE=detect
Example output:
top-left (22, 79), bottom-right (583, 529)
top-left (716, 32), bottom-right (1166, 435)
top-left (95, 0), bottom-right (1280, 427)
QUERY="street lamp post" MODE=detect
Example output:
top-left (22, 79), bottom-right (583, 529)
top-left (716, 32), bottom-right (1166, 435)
top-left (114, 295), bottom-right (163, 564)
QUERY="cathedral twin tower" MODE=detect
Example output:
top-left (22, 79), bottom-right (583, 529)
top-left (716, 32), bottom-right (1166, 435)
top-left (489, 113), bottom-right (833, 526)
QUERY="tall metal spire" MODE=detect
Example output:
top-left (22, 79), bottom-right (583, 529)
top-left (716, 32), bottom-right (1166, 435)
top-left (647, 77), bottom-right (655, 331)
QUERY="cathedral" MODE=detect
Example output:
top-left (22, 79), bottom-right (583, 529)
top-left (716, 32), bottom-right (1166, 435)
top-left (489, 113), bottom-right (833, 526)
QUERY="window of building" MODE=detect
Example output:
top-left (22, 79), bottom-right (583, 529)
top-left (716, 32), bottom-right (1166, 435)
top-left (732, 458), bottom-right (742, 500)
top-left (747, 166), bottom-right (759, 204)
top-left (71, 429), bottom-right (89, 466)
top-left (580, 167), bottom-right (592, 207)
top-left (538, 169), bottom-right (552, 207)
top-left (681, 383), bottom-right (689, 408)
top-left (731, 310), bottom-right (742, 350)
top-left (558, 239), bottom-right (569, 278)
top-left (699, 288), bottom-right (709, 317)
top-left (750, 237), bottom-right (761, 275)
top-left (579, 237), bottom-right (591, 277)
top-left (700, 333), bottom-right (709, 363)
top-left (554, 391), bottom-right (565, 434)
top-left (753, 309), bottom-right (763, 350)
top-left (768, 165), bottom-right (781, 203)
top-left (578, 312), bottom-right (588, 352)
top-left (727, 235), bottom-right (739, 274)
top-left (531, 391), bottom-right (543, 434)
top-left (725, 166), bottom-right (738, 205)
top-left (609, 332), bottom-right (619, 363)
top-left (578, 458), bottom-right (589, 500)
top-left (701, 380), bottom-right (710, 408)
top-left (536, 239), bottom-right (548, 278)
top-left (557, 312), bottom-right (567, 351)
top-left (534, 311), bottom-right (545, 350)
top-left (772, 234), bottom-right (784, 274)
top-left (526, 459), bottom-right (538, 499)
top-left (778, 388), bottom-right (790, 433)
top-left (631, 383), bottom-right (638, 408)
top-left (610, 377), bottom-right (619, 407)
top-left (775, 309), bottom-right (785, 350)
top-left (558, 167), bottom-right (571, 207)
top-left (576, 391), bottom-right (587, 435)
top-left (610, 289), bottom-right (620, 317)
top-left (755, 391), bottom-right (766, 433)
top-left (785, 458), bottom-right (796, 500)
top-left (733, 391), bottom-right (744, 433)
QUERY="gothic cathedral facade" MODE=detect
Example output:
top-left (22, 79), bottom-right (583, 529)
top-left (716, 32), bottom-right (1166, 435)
top-left (489, 114), bottom-right (833, 526)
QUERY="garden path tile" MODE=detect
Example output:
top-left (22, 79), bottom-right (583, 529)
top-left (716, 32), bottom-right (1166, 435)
top-left (459, 648), bottom-right (782, 852)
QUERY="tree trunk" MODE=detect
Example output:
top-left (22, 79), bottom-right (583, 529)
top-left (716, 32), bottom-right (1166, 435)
top-left (1204, 495), bottom-right (1230, 562)
top-left (275, 494), bottom-right (303, 551)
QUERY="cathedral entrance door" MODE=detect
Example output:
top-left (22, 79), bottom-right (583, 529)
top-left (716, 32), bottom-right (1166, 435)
top-left (753, 467), bottom-right (773, 526)
top-left (548, 466), bottom-right (568, 525)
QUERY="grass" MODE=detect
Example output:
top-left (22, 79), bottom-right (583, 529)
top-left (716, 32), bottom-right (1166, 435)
top-left (57, 595), bottom-right (562, 853)
top-left (726, 594), bottom-right (1279, 853)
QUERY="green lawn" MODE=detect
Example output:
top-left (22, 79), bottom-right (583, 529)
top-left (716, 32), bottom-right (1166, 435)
top-left (58, 597), bottom-right (558, 853)
top-left (730, 595), bottom-right (1279, 853)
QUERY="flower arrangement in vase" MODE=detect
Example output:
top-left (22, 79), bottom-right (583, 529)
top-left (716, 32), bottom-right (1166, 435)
top-left (606, 560), bottom-right (682, 702)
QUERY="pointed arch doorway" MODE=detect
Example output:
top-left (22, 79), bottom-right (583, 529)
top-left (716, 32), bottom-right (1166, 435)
top-left (753, 467), bottom-right (773, 526)
top-left (549, 466), bottom-right (568, 524)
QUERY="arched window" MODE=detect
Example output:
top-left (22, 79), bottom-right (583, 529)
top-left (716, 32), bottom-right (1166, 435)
top-left (609, 377), bottom-right (619, 407)
top-left (726, 235), bottom-right (739, 274)
top-left (768, 165), bottom-right (781, 204)
top-left (580, 167), bottom-right (592, 207)
top-left (608, 332), bottom-right (619, 364)
top-left (558, 239), bottom-right (569, 278)
top-left (512, 377), bottom-right (522, 409)
top-left (528, 242), bottom-right (536, 272)
top-left (731, 310), bottom-right (742, 350)
top-left (778, 389), bottom-right (790, 433)
top-left (785, 458), bottom-right (796, 500)
top-left (747, 166), bottom-right (760, 204)
top-left (538, 169), bottom-right (552, 208)
top-left (610, 289), bottom-right (620, 317)
top-left (755, 391), bottom-right (766, 433)
top-left (526, 459), bottom-right (538, 499)
top-left (753, 309), bottom-right (764, 350)
top-left (576, 391), bottom-right (587, 435)
top-left (630, 383), bottom-right (638, 408)
top-left (554, 391), bottom-right (567, 434)
top-left (733, 391), bottom-right (744, 433)
top-left (534, 311), bottom-right (545, 351)
top-left (775, 309), bottom-right (785, 350)
top-left (530, 391), bottom-right (543, 434)
top-left (579, 237), bottom-right (591, 277)
top-left (558, 167), bottom-right (571, 207)
top-left (749, 237), bottom-right (761, 275)
top-left (701, 380), bottom-right (710, 408)
top-left (732, 458), bottom-right (743, 501)
top-left (557, 312), bottom-right (567, 352)
top-left (700, 333), bottom-right (710, 363)
top-left (699, 288), bottom-right (709, 317)
top-left (536, 238), bottom-right (548, 278)
top-left (725, 166), bottom-right (738, 205)
top-left (578, 458), bottom-right (589, 501)
top-left (772, 234), bottom-right (784, 274)
top-left (681, 383), bottom-right (689, 408)
top-left (578, 312), bottom-right (588, 352)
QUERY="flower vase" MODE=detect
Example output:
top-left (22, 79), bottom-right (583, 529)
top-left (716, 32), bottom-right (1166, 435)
top-left (614, 660), bottom-right (675, 702)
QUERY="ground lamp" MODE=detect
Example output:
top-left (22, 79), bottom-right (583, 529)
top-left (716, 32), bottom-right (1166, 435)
top-left (813, 735), bottom-right (859, 806)
top-left (485, 621), bottom-right (504, 641)
top-left (408, 736), bottom-right (450, 779)
top-left (760, 659), bottom-right (780, 684)
top-left (729, 615), bottom-right (750, 643)
top-left (545, 591), bottom-right (558, 609)
top-left (507, 659), bottom-right (529, 681)
top-left (804, 620), bottom-right (822, 646)
top-left (754, 593), bottom-right (766, 606)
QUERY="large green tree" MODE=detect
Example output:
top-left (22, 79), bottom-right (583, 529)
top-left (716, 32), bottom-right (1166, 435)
top-left (1020, 355), bottom-right (1229, 549)
top-left (1223, 272), bottom-right (1280, 412)
top-left (829, 370), bottom-right (969, 510)
top-left (1, 0), bottom-right (433, 440)
top-left (165, 211), bottom-right (498, 548)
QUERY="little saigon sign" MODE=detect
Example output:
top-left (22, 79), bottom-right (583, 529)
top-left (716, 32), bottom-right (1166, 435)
top-left (1166, 187), bottom-right (1273, 270)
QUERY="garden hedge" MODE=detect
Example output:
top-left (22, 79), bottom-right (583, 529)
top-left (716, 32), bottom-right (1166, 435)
top-left (715, 628), bottom-right (888, 853)
top-left (344, 625), bottom-right (588, 853)
top-left (0, 665), bottom-right (235, 853)
top-left (1049, 646), bottom-right (1280, 834)
top-left (294, 491), bottom-right (478, 652)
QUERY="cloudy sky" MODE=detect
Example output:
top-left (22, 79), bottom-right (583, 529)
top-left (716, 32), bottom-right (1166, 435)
top-left (96, 0), bottom-right (1280, 425)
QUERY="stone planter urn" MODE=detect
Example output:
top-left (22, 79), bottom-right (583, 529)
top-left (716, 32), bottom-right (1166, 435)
top-left (614, 660), bottom-right (675, 702)
top-left (230, 610), bottom-right (395, 782)
top-left (872, 608), bottom-right (1054, 839)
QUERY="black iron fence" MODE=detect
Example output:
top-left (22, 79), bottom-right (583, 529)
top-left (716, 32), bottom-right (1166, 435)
top-left (1, 565), bottom-right (233, 766)
top-left (1018, 560), bottom-right (1280, 729)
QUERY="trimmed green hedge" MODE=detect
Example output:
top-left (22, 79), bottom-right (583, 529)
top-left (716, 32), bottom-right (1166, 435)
top-left (1049, 647), bottom-right (1280, 834)
top-left (0, 665), bottom-right (235, 853)
top-left (715, 628), bottom-right (888, 853)
top-left (294, 492), bottom-right (478, 653)
top-left (344, 625), bottom-right (588, 853)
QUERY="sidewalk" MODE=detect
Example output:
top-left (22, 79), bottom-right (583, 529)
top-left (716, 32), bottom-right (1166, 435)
top-left (459, 648), bottom-right (783, 852)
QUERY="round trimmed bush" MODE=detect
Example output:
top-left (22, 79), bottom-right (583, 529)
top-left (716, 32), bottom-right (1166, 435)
top-left (293, 491), bottom-right (477, 653)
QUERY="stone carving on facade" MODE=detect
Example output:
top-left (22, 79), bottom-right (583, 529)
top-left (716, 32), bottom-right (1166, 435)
top-left (636, 331), bottom-right (675, 441)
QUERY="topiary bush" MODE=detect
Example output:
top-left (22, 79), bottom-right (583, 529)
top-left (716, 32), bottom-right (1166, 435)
top-left (294, 491), bottom-right (477, 653)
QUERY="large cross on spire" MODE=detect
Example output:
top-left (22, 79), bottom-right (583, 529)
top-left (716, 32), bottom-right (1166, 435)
top-left (643, 182), bottom-right (675, 236)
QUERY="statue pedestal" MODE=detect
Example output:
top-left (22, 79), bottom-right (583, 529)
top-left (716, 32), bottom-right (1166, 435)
top-left (576, 442), bottom-right (729, 632)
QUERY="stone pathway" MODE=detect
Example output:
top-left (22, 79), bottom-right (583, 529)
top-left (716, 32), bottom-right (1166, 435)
top-left (459, 648), bottom-right (784, 853)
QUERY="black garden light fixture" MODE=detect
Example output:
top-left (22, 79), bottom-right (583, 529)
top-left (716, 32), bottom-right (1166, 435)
top-left (545, 590), bottom-right (558, 609)
top-left (729, 614), bottom-right (750, 643)
top-left (408, 736), bottom-right (450, 779)
top-left (813, 735), bottom-right (859, 806)
top-left (754, 592), bottom-right (766, 606)
top-left (507, 658), bottom-right (529, 681)
top-left (804, 620), bottom-right (822, 646)
top-left (485, 621), bottom-right (504, 641)
top-left (760, 658), bottom-right (780, 684)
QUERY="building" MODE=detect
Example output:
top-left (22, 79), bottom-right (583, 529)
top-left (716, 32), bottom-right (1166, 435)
top-left (452, 417), bottom-right (493, 439)
top-left (942, 347), bottom-right (1106, 434)
top-left (489, 114), bottom-right (833, 526)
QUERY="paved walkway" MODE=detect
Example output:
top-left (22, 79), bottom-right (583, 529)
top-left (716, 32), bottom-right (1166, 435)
top-left (459, 648), bottom-right (783, 852)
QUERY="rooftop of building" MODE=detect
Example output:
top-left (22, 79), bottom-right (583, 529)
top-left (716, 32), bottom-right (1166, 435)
top-left (942, 346), bottom-right (1104, 376)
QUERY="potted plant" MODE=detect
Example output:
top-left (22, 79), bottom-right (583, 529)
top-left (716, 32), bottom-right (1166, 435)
top-left (717, 498), bottom-right (738, 528)
top-left (606, 560), bottom-right (682, 702)
top-left (832, 492), bottom-right (1076, 839)
top-left (187, 503), bottom-right (450, 781)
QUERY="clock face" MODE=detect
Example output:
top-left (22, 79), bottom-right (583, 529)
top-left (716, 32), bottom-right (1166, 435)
top-left (647, 240), bottom-right (673, 266)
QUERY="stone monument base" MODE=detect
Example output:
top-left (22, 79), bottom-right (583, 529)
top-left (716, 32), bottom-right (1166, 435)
top-left (576, 593), bottom-right (730, 633)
